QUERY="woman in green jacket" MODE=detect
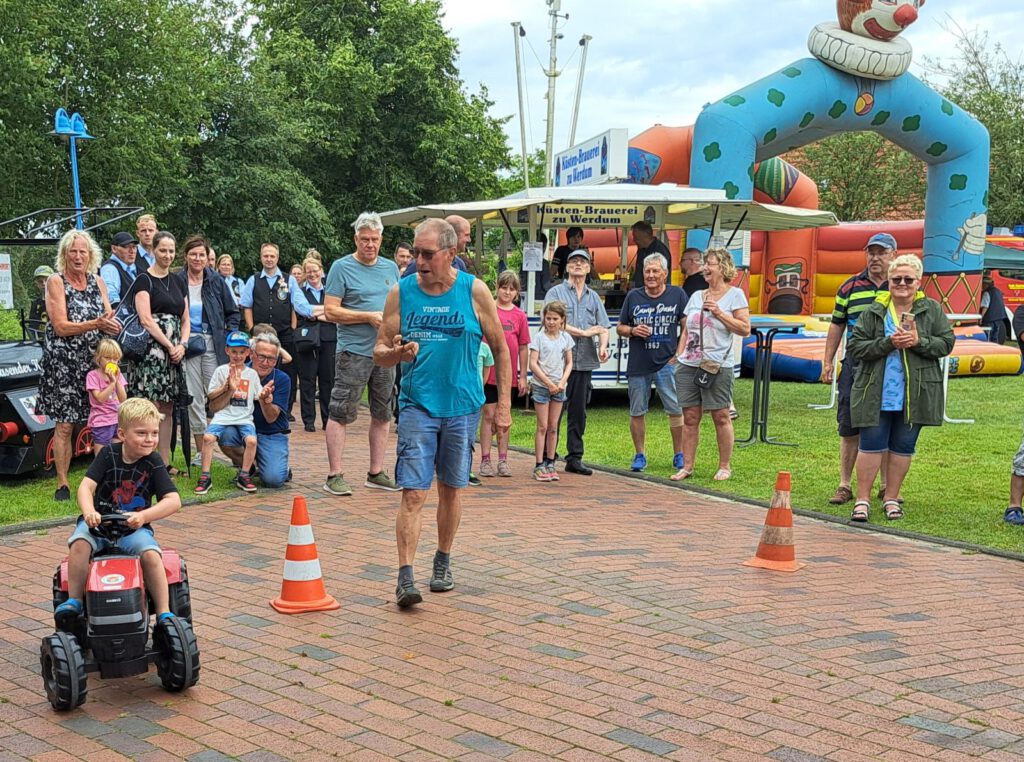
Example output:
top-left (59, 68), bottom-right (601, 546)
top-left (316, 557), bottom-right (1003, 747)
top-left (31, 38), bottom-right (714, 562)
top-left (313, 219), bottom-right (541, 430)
top-left (847, 254), bottom-right (955, 522)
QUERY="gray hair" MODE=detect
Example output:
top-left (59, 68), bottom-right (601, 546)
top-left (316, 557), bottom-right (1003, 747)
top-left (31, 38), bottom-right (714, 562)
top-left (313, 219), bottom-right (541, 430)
top-left (252, 332), bottom-right (281, 351)
top-left (414, 218), bottom-right (457, 251)
top-left (55, 229), bottom-right (103, 275)
top-left (352, 212), bottom-right (383, 234)
top-left (643, 253), bottom-right (668, 272)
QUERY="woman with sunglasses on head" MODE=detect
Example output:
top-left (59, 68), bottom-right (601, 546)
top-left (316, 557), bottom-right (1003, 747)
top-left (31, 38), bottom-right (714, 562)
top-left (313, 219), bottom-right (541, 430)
top-left (846, 254), bottom-right (954, 522)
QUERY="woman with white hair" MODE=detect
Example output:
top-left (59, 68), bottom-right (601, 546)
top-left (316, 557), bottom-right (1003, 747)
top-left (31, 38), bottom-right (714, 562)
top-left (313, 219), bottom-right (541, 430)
top-left (847, 254), bottom-right (954, 522)
top-left (37, 230), bottom-right (120, 500)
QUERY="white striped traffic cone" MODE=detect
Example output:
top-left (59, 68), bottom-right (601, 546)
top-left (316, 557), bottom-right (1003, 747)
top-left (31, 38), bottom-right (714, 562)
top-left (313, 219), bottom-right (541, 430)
top-left (270, 495), bottom-right (340, 614)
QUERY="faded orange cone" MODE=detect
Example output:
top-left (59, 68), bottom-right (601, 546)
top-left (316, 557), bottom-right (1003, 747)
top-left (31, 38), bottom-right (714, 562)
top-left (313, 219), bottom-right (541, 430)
top-left (271, 495), bottom-right (340, 614)
top-left (743, 471), bottom-right (806, 572)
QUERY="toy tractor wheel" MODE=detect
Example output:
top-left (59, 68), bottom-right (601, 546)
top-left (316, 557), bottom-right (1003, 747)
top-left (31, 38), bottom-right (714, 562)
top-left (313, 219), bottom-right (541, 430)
top-left (153, 616), bottom-right (200, 692)
top-left (167, 561), bottom-right (192, 623)
top-left (52, 568), bottom-right (68, 612)
top-left (40, 631), bottom-right (87, 711)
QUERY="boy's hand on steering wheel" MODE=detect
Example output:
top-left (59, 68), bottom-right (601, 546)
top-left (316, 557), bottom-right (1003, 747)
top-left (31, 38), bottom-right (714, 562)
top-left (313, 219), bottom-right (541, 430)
top-left (84, 511), bottom-right (102, 528)
top-left (124, 512), bottom-right (145, 530)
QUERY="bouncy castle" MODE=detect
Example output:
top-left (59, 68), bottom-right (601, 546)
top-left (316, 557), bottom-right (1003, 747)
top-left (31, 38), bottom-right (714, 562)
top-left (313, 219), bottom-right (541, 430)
top-left (603, 0), bottom-right (992, 318)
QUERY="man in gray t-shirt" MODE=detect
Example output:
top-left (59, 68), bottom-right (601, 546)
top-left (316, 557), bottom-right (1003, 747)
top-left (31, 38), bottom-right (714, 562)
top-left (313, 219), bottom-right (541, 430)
top-left (322, 212), bottom-right (401, 497)
top-left (544, 249), bottom-right (610, 475)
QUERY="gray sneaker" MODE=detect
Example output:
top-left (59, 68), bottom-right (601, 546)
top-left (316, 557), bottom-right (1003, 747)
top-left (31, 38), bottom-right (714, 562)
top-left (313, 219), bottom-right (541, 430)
top-left (365, 471), bottom-right (400, 491)
top-left (478, 459), bottom-right (495, 477)
top-left (429, 556), bottom-right (454, 592)
top-left (324, 473), bottom-right (352, 496)
top-left (496, 459), bottom-right (512, 477)
top-left (396, 580), bottom-right (423, 608)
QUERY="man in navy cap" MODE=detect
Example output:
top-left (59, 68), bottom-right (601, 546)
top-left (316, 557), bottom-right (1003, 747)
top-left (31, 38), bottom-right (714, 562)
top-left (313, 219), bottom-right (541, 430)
top-left (822, 232), bottom-right (896, 506)
top-left (100, 231), bottom-right (146, 308)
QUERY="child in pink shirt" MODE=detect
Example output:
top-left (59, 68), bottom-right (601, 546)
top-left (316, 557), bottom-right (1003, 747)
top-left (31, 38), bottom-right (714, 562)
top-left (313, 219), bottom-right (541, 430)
top-left (479, 271), bottom-right (530, 477)
top-left (85, 338), bottom-right (128, 454)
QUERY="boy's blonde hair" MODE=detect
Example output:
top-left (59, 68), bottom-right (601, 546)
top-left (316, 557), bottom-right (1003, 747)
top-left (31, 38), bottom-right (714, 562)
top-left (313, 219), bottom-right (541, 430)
top-left (251, 322), bottom-right (277, 338)
top-left (118, 397), bottom-right (163, 428)
top-left (94, 338), bottom-right (123, 363)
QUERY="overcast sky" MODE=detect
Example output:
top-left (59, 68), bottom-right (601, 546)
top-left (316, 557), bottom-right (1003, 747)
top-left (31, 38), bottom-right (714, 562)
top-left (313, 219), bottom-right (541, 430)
top-left (441, 0), bottom-right (1021, 159)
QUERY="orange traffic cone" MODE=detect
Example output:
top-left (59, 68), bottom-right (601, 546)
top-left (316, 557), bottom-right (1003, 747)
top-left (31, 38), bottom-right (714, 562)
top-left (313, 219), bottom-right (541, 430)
top-left (742, 471), bottom-right (806, 573)
top-left (270, 495), bottom-right (340, 614)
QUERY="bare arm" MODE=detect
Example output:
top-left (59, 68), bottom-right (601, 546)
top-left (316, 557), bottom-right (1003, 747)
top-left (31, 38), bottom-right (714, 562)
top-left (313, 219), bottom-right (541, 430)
top-left (77, 476), bottom-right (102, 527)
top-left (324, 294), bottom-right (383, 328)
top-left (821, 321), bottom-right (846, 382)
top-left (243, 307), bottom-right (254, 331)
top-left (528, 348), bottom-right (553, 388)
top-left (474, 280), bottom-right (511, 428)
top-left (373, 286), bottom-right (417, 367)
top-left (46, 276), bottom-right (114, 337)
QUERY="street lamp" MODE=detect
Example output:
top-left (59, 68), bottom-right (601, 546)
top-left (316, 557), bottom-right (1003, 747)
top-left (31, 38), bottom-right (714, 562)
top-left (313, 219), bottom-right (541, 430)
top-left (50, 108), bottom-right (94, 230)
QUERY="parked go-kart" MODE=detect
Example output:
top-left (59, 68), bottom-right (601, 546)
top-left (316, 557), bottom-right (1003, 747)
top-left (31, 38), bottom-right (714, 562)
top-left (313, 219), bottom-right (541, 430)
top-left (42, 514), bottom-right (200, 710)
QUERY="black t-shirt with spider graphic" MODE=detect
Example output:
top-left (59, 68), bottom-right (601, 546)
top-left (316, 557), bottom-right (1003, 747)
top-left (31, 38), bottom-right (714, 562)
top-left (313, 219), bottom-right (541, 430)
top-left (84, 444), bottom-right (177, 528)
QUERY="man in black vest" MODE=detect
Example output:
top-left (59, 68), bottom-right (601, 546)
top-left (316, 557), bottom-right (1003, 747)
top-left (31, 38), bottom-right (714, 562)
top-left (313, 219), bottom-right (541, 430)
top-left (99, 231), bottom-right (147, 308)
top-left (240, 242), bottom-right (303, 416)
top-left (981, 273), bottom-right (1008, 345)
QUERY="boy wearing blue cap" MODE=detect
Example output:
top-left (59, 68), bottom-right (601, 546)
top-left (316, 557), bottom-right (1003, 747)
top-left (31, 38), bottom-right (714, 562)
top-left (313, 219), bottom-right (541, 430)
top-left (195, 331), bottom-right (263, 494)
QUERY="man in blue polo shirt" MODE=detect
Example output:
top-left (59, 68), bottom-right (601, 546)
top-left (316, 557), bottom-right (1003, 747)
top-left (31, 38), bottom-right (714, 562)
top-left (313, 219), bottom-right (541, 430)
top-left (217, 332), bottom-right (292, 486)
top-left (822, 232), bottom-right (894, 505)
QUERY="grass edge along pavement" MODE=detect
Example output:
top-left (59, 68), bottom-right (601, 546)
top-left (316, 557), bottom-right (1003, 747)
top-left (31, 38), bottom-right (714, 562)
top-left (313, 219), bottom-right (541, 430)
top-left (0, 459), bottom-right (242, 529)
top-left (506, 374), bottom-right (1024, 554)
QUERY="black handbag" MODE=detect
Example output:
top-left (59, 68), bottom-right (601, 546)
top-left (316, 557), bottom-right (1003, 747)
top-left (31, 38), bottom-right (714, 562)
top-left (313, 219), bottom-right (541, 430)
top-left (184, 335), bottom-right (207, 359)
top-left (115, 278), bottom-right (153, 361)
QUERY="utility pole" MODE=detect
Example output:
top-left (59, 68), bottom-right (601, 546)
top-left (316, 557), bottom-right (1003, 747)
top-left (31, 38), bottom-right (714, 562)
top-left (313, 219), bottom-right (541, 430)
top-left (543, 0), bottom-right (566, 185)
top-left (511, 22), bottom-right (530, 191)
top-left (568, 34), bottom-right (592, 146)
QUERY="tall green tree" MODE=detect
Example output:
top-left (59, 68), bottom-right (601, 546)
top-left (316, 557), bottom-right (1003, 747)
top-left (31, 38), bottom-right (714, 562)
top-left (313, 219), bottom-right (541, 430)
top-left (923, 29), bottom-right (1024, 227)
top-left (252, 0), bottom-right (513, 232)
top-left (0, 0), bottom-right (237, 230)
top-left (783, 133), bottom-right (926, 222)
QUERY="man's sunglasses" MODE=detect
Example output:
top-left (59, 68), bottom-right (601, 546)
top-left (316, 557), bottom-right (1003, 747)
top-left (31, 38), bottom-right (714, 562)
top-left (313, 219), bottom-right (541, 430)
top-left (412, 247), bottom-right (449, 260)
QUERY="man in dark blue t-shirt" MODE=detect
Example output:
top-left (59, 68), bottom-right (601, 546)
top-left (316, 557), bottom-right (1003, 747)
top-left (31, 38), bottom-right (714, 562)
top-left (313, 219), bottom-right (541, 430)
top-left (616, 253), bottom-right (688, 473)
top-left (217, 333), bottom-right (292, 486)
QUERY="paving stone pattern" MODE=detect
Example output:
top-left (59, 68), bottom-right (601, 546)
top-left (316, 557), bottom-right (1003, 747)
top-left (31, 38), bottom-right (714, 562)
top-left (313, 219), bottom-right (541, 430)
top-left (3, 420), bottom-right (1024, 760)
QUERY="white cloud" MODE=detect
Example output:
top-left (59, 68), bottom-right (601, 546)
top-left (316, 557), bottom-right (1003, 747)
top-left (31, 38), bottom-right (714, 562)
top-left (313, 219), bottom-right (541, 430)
top-left (443, 0), bottom-right (1023, 158)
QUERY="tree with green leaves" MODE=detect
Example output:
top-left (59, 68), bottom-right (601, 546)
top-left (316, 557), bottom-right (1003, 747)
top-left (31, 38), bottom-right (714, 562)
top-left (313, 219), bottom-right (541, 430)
top-left (923, 28), bottom-right (1024, 227)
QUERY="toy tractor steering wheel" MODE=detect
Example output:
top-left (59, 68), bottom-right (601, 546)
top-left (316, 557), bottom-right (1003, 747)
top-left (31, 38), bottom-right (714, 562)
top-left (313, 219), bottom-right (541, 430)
top-left (88, 513), bottom-right (134, 541)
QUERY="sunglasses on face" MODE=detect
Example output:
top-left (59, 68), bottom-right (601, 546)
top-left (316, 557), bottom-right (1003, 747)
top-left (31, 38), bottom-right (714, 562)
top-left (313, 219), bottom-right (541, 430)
top-left (412, 247), bottom-right (447, 260)
top-left (889, 276), bottom-right (917, 285)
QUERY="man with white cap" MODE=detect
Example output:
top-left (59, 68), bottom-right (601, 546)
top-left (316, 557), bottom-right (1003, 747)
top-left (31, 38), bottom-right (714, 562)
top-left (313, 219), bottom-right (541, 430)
top-left (543, 248), bottom-right (610, 475)
top-left (822, 232), bottom-right (895, 505)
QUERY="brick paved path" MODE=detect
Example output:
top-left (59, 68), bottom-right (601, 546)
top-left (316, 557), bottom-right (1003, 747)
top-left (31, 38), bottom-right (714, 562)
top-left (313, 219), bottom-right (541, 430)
top-left (3, 421), bottom-right (1024, 761)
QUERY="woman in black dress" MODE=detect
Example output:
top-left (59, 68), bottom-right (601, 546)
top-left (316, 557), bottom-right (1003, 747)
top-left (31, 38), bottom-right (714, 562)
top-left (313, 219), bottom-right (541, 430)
top-left (127, 231), bottom-right (189, 470)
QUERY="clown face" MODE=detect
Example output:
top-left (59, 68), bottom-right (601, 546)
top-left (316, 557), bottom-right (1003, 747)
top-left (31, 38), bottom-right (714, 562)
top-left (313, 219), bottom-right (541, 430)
top-left (838, 0), bottom-right (923, 42)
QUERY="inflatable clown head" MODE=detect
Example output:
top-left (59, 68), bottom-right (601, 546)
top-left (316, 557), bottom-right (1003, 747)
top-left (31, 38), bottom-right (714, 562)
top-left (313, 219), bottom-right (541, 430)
top-left (837, 0), bottom-right (923, 42)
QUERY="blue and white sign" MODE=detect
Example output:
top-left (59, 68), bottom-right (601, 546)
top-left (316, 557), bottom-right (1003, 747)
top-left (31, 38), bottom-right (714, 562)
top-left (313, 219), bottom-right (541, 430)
top-left (553, 129), bottom-right (628, 187)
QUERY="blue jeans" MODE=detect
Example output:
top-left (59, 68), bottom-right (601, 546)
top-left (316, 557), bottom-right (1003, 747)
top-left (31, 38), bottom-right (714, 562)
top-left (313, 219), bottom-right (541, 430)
top-left (220, 429), bottom-right (290, 486)
top-left (396, 406), bottom-right (480, 490)
top-left (858, 410), bottom-right (921, 456)
top-left (68, 522), bottom-right (161, 555)
top-left (627, 363), bottom-right (681, 417)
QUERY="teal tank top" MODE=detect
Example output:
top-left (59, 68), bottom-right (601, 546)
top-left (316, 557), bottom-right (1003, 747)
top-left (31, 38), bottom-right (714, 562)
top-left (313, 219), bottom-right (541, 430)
top-left (398, 271), bottom-right (484, 417)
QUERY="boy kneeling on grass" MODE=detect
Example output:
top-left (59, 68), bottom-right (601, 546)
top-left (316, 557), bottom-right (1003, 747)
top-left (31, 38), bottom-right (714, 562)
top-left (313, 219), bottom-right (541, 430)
top-left (54, 397), bottom-right (182, 631)
top-left (196, 331), bottom-right (263, 494)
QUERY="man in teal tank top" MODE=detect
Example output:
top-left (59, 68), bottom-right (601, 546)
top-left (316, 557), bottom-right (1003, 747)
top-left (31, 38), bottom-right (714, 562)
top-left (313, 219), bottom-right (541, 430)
top-left (374, 218), bottom-right (512, 609)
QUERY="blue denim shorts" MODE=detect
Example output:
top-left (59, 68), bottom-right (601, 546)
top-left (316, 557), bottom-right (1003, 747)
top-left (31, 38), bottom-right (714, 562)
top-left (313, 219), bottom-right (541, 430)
top-left (627, 363), bottom-right (681, 417)
top-left (396, 406), bottom-right (480, 490)
top-left (206, 422), bottom-right (257, 441)
top-left (531, 383), bottom-right (566, 405)
top-left (858, 410), bottom-right (921, 456)
top-left (68, 521), bottom-right (161, 555)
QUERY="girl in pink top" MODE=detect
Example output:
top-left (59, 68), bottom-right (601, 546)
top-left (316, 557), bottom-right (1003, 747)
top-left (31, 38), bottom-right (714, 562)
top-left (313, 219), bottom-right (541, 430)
top-left (85, 338), bottom-right (128, 453)
top-left (479, 271), bottom-right (530, 477)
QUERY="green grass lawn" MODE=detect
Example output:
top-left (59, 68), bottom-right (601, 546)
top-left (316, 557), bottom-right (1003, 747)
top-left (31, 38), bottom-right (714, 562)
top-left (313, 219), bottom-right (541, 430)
top-left (507, 374), bottom-right (1024, 553)
top-left (1, 457), bottom-right (245, 528)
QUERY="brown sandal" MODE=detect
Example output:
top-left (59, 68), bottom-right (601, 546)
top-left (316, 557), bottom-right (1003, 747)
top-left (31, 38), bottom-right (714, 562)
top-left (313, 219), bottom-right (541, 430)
top-left (829, 486), bottom-right (853, 504)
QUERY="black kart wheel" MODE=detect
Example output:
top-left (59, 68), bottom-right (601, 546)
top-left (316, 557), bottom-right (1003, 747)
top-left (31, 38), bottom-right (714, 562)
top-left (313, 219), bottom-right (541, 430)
top-left (153, 616), bottom-right (200, 692)
top-left (40, 632), bottom-right (87, 711)
top-left (51, 567), bottom-right (68, 612)
top-left (167, 561), bottom-right (192, 623)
